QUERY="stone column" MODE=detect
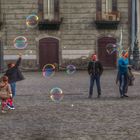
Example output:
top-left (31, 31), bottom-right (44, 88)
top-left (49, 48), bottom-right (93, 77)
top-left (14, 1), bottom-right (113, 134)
top-left (0, 43), bottom-right (4, 73)
top-left (133, 40), bottom-right (140, 69)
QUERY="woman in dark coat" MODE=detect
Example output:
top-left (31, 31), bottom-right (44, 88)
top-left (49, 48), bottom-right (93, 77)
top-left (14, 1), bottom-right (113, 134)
top-left (5, 53), bottom-right (24, 97)
top-left (5, 53), bottom-right (24, 109)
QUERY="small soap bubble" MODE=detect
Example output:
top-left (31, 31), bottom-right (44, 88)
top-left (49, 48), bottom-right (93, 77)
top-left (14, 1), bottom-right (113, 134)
top-left (26, 14), bottom-right (39, 28)
top-left (42, 64), bottom-right (55, 78)
top-left (50, 87), bottom-right (64, 102)
top-left (66, 65), bottom-right (76, 75)
top-left (14, 36), bottom-right (28, 49)
top-left (106, 43), bottom-right (117, 55)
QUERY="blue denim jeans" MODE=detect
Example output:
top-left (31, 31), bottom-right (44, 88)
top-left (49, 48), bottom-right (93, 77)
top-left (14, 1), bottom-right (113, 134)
top-left (89, 74), bottom-right (101, 96)
top-left (119, 73), bottom-right (128, 96)
top-left (10, 82), bottom-right (16, 98)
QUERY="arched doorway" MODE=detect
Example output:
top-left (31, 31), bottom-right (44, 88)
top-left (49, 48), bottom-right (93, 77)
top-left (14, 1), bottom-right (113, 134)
top-left (98, 36), bottom-right (117, 68)
top-left (39, 37), bottom-right (59, 69)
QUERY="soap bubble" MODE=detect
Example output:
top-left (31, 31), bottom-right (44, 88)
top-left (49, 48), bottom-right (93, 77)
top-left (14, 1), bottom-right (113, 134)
top-left (106, 43), bottom-right (117, 55)
top-left (42, 64), bottom-right (55, 78)
top-left (66, 65), bottom-right (76, 75)
top-left (50, 87), bottom-right (64, 102)
top-left (26, 14), bottom-right (39, 28)
top-left (14, 36), bottom-right (28, 49)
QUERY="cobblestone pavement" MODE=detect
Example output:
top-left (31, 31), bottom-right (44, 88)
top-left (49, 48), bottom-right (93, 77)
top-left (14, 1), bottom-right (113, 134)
top-left (0, 70), bottom-right (140, 140)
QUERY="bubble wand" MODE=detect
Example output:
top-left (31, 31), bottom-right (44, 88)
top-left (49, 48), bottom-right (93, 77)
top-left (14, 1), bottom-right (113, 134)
top-left (118, 26), bottom-right (123, 58)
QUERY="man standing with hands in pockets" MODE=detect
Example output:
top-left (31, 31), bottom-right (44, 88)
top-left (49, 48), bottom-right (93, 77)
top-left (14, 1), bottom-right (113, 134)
top-left (88, 54), bottom-right (103, 99)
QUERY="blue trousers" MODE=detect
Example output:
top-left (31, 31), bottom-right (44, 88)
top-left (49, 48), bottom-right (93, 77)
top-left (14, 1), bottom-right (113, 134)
top-left (89, 74), bottom-right (101, 96)
top-left (10, 82), bottom-right (16, 98)
top-left (119, 73), bottom-right (128, 96)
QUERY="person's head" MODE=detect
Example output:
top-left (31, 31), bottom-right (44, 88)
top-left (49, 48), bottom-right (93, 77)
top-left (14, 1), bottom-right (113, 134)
top-left (122, 51), bottom-right (128, 59)
top-left (2, 76), bottom-right (8, 83)
top-left (124, 52), bottom-right (128, 58)
top-left (7, 63), bottom-right (15, 68)
top-left (91, 54), bottom-right (97, 61)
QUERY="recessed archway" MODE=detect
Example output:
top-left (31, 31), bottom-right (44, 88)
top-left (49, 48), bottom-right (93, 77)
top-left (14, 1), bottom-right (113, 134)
top-left (39, 37), bottom-right (59, 69)
top-left (97, 36), bottom-right (117, 68)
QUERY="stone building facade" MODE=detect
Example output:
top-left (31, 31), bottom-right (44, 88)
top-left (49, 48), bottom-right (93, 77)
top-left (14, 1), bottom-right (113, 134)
top-left (0, 0), bottom-right (131, 70)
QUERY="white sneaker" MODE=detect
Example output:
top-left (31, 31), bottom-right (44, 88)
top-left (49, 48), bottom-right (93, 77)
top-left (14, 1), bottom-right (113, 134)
top-left (1, 110), bottom-right (7, 113)
top-left (7, 103), bottom-right (15, 110)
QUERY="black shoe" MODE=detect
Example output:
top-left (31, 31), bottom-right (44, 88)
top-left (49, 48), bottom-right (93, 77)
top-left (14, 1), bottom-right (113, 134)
top-left (88, 95), bottom-right (92, 99)
top-left (97, 94), bottom-right (101, 98)
top-left (7, 103), bottom-right (15, 110)
top-left (124, 95), bottom-right (129, 97)
top-left (120, 95), bottom-right (124, 98)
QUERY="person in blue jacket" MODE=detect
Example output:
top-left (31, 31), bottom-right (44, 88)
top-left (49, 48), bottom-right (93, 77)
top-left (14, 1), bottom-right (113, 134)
top-left (117, 51), bottom-right (129, 98)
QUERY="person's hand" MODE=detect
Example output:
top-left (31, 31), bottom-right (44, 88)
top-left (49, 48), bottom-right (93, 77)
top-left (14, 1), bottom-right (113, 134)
top-left (18, 53), bottom-right (22, 57)
top-left (116, 81), bottom-right (119, 85)
top-left (10, 94), bottom-right (12, 98)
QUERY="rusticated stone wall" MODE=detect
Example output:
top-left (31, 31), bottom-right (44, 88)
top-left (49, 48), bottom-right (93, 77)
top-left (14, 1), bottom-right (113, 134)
top-left (0, 0), bottom-right (130, 69)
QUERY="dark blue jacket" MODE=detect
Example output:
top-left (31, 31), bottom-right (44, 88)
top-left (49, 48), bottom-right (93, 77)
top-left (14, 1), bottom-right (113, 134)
top-left (88, 60), bottom-right (103, 76)
top-left (118, 57), bottom-right (129, 74)
top-left (5, 57), bottom-right (25, 83)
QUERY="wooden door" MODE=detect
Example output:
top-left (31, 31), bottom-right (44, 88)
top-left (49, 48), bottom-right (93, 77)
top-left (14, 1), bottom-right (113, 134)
top-left (39, 38), bottom-right (59, 69)
top-left (98, 37), bottom-right (117, 68)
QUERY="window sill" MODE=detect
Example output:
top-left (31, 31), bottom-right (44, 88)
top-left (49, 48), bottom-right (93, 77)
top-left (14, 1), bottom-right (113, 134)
top-left (38, 18), bottom-right (63, 30)
top-left (94, 20), bottom-right (120, 30)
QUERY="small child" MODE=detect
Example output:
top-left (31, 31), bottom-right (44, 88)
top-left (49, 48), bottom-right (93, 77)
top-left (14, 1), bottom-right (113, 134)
top-left (0, 76), bottom-right (12, 113)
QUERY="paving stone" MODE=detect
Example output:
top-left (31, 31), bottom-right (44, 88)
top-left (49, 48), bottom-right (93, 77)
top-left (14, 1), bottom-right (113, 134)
top-left (0, 70), bottom-right (140, 140)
